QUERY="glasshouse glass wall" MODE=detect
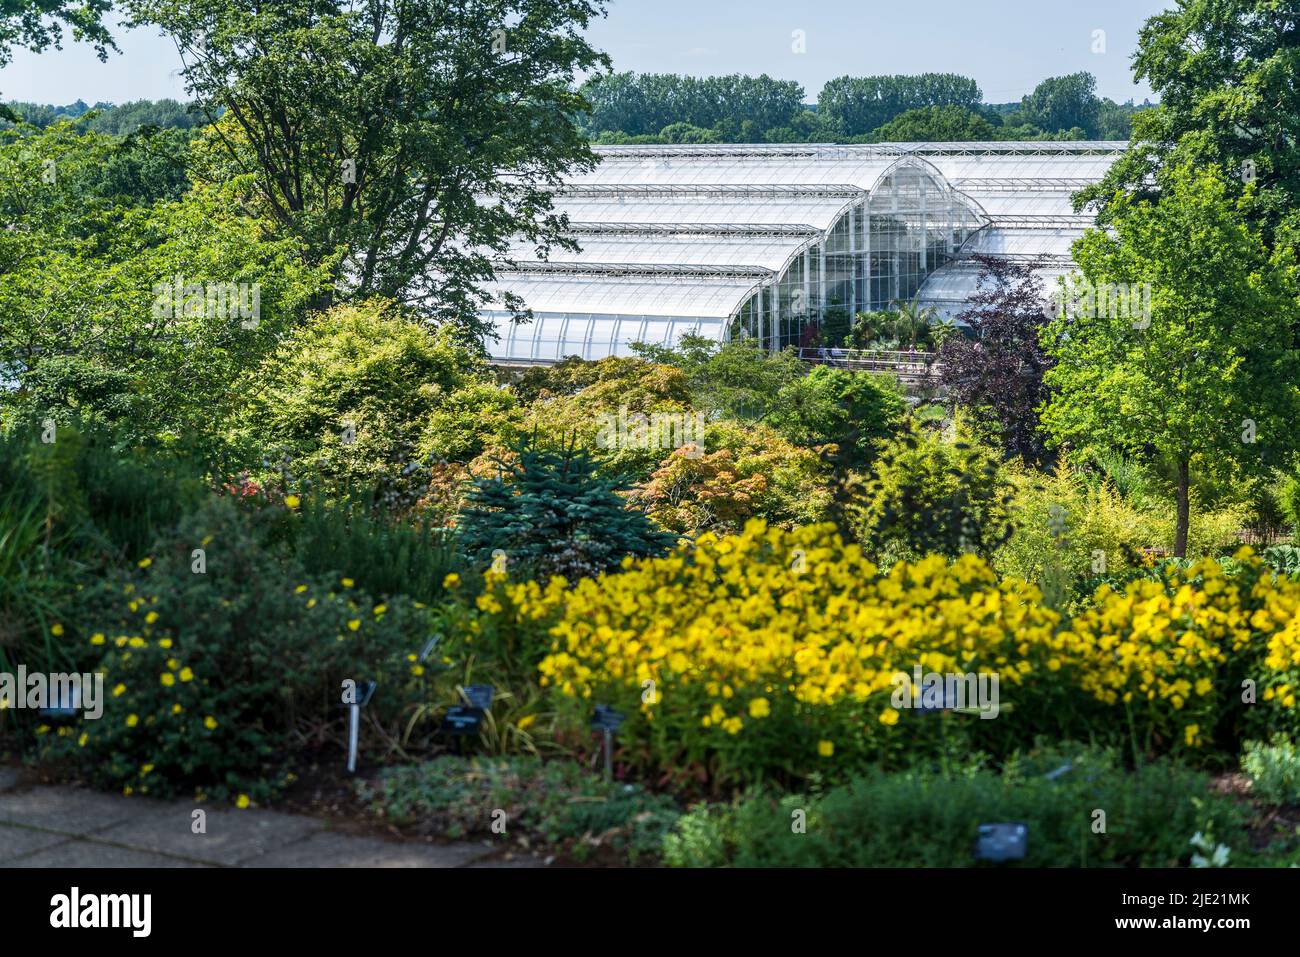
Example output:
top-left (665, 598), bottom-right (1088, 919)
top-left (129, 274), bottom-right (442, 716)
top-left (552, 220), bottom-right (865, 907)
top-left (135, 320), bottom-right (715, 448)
top-left (726, 164), bottom-right (973, 350)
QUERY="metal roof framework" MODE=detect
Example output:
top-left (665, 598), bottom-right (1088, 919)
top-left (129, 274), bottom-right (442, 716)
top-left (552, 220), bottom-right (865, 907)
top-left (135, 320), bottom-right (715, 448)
top-left (482, 142), bottom-right (1125, 361)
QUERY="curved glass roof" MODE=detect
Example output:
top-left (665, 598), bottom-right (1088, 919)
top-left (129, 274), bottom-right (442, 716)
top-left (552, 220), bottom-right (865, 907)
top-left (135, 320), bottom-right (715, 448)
top-left (482, 142), bottom-right (1126, 362)
top-left (551, 194), bottom-right (854, 231)
top-left (507, 232), bottom-right (813, 274)
top-left (483, 273), bottom-right (762, 319)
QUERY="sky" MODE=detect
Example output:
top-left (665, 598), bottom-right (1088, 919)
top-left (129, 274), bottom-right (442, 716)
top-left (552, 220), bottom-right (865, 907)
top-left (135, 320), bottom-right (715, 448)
top-left (0, 0), bottom-right (1171, 107)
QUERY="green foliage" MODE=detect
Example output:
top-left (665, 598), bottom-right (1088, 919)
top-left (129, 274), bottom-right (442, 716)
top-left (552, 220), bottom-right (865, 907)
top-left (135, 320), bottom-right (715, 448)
top-left (228, 300), bottom-right (502, 492)
top-left (663, 747), bottom-right (1246, 868)
top-left (458, 438), bottom-right (676, 582)
top-left (853, 419), bottom-right (1013, 564)
top-left (274, 488), bottom-right (461, 606)
top-left (580, 72), bottom-right (806, 141)
top-left (1015, 73), bottom-right (1102, 139)
top-left (0, 124), bottom-right (329, 451)
top-left (868, 105), bottom-right (996, 142)
top-left (1241, 735), bottom-right (1300, 807)
top-left (1078, 1), bottom-right (1300, 251)
top-left (767, 366), bottom-right (906, 469)
top-left (131, 0), bottom-right (609, 331)
top-left (360, 756), bottom-right (681, 863)
top-left (1042, 163), bottom-right (1300, 556)
top-left (0, 423), bottom-right (205, 673)
top-left (818, 73), bottom-right (983, 138)
top-left (0, 0), bottom-right (114, 67)
top-left (45, 496), bottom-right (436, 802)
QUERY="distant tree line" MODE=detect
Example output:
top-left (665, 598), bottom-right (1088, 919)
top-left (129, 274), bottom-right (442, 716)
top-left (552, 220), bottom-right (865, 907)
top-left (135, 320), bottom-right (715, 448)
top-left (2, 98), bottom-right (200, 133)
top-left (583, 71), bottom-right (1148, 145)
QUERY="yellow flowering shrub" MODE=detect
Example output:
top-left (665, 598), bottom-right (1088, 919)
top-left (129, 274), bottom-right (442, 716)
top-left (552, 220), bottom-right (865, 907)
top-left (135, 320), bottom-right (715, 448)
top-left (528, 520), bottom-right (1064, 788)
top-left (463, 523), bottom-right (1300, 790)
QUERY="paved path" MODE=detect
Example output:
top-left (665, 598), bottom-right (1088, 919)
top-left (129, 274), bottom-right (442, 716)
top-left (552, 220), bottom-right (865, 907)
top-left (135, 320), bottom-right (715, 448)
top-left (0, 767), bottom-right (544, 868)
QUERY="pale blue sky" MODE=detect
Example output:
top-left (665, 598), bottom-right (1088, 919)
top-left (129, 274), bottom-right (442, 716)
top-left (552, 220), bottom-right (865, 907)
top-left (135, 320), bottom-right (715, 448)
top-left (1, 0), bottom-right (1171, 106)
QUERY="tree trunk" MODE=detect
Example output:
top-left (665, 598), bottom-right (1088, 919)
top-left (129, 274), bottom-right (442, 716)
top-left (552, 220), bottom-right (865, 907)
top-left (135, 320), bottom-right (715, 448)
top-left (1174, 458), bottom-right (1190, 558)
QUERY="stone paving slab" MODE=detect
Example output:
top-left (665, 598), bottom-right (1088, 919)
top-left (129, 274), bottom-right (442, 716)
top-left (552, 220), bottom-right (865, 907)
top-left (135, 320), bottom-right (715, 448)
top-left (10, 841), bottom-right (213, 868)
top-left (0, 787), bottom-right (162, 836)
top-left (0, 824), bottom-right (73, 862)
top-left (0, 782), bottom-right (543, 868)
top-left (0, 768), bottom-right (21, 793)
top-left (245, 831), bottom-right (493, 868)
top-left (97, 806), bottom-right (324, 866)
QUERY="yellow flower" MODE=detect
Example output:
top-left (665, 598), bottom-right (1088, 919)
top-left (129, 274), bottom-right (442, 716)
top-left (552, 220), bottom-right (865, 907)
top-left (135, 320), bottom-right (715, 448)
top-left (166, 658), bottom-right (180, 671)
top-left (90, 633), bottom-right (105, 645)
top-left (141, 764), bottom-right (154, 775)
top-left (179, 667), bottom-right (194, 682)
top-left (373, 604), bottom-right (386, 616)
top-left (347, 619), bottom-right (361, 631)
top-left (137, 557), bottom-right (153, 568)
top-left (517, 714), bottom-right (537, 730)
top-left (878, 707), bottom-right (900, 726)
top-left (77, 733), bottom-right (88, 747)
top-left (112, 683), bottom-right (126, 697)
top-left (159, 638), bottom-right (173, 649)
top-left (236, 794), bottom-right (251, 809)
top-left (145, 611), bottom-right (158, 625)
top-left (443, 573), bottom-right (461, 589)
top-left (817, 740), bottom-right (834, 757)
top-left (410, 665), bottom-right (425, 677)
top-left (285, 494), bottom-right (301, 509)
top-left (1184, 724), bottom-right (1200, 746)
top-left (126, 714), bottom-right (139, 727)
top-left (160, 673), bottom-right (175, 687)
top-left (172, 703), bottom-right (183, 714)
top-left (51, 623), bottom-right (64, 636)
top-left (204, 716), bottom-right (218, 730)
top-left (295, 584), bottom-right (308, 594)
top-left (306, 598), bottom-right (317, 609)
top-left (341, 578), bottom-right (354, 588)
top-left (748, 697), bottom-right (771, 718)
top-left (129, 637), bottom-right (146, 648)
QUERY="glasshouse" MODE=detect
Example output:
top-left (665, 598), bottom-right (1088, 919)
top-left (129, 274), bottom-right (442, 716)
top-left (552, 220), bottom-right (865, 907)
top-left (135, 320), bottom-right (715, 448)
top-left (480, 141), bottom-right (1127, 364)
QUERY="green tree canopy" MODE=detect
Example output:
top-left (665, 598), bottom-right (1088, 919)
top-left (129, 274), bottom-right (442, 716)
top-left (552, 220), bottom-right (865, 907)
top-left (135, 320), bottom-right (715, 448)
top-left (1042, 164), bottom-right (1300, 556)
top-left (817, 73), bottom-right (982, 138)
top-left (126, 0), bottom-right (610, 336)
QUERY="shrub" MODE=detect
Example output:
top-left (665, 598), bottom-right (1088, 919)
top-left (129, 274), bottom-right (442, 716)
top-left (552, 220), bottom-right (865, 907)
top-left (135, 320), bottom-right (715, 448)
top-left (457, 438), bottom-right (676, 583)
top-left (360, 755), bottom-right (681, 864)
top-left (663, 747), bottom-right (1246, 868)
top-left (637, 420), bottom-right (831, 536)
top-left (470, 519), bottom-right (1300, 792)
top-left (994, 456), bottom-right (1162, 602)
top-left (227, 299), bottom-right (501, 491)
top-left (1241, 735), bottom-right (1300, 806)
top-left (274, 488), bottom-right (462, 606)
top-left (0, 424), bottom-right (204, 675)
top-left (767, 366), bottom-right (907, 470)
top-left (42, 496), bottom-right (438, 804)
top-left (853, 418), bottom-right (1013, 564)
top-left (528, 521), bottom-right (1067, 792)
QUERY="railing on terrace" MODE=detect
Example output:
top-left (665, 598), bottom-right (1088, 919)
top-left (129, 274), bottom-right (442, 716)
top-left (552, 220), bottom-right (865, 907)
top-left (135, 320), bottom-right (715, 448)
top-left (795, 347), bottom-right (941, 381)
